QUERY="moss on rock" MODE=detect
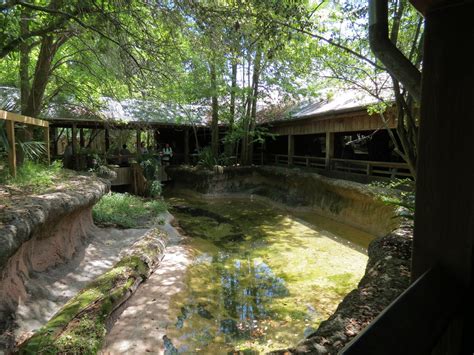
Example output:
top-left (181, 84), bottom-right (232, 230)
top-left (19, 228), bottom-right (167, 354)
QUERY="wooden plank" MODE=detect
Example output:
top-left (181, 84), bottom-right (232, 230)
top-left (0, 110), bottom-right (49, 127)
top-left (6, 119), bottom-right (16, 177)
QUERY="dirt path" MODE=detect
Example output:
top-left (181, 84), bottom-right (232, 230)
top-left (12, 225), bottom-right (149, 343)
top-left (101, 219), bottom-right (193, 354)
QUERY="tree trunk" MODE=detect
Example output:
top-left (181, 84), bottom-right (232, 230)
top-left (210, 62), bottom-right (219, 158)
top-left (247, 47), bottom-right (262, 163)
top-left (24, 35), bottom-right (63, 117)
top-left (19, 7), bottom-right (30, 114)
top-left (225, 57), bottom-right (238, 156)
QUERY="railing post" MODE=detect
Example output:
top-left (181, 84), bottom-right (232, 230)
top-left (288, 134), bottom-right (294, 166)
top-left (6, 119), bottom-right (16, 177)
top-left (366, 162), bottom-right (373, 175)
top-left (44, 125), bottom-right (50, 165)
top-left (72, 123), bottom-right (77, 170)
top-left (325, 132), bottom-right (334, 170)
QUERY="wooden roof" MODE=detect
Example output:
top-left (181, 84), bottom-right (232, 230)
top-left (264, 106), bottom-right (397, 136)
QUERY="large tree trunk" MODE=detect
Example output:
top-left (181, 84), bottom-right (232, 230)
top-left (210, 62), bottom-right (219, 158)
top-left (247, 47), bottom-right (262, 163)
top-left (24, 35), bottom-right (64, 117)
top-left (225, 57), bottom-right (238, 156)
top-left (19, 8), bottom-right (30, 114)
top-left (241, 47), bottom-right (262, 165)
top-left (387, 0), bottom-right (419, 179)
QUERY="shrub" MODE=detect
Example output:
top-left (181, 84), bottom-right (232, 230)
top-left (0, 160), bottom-right (65, 192)
top-left (92, 192), bottom-right (167, 228)
top-left (148, 180), bottom-right (162, 198)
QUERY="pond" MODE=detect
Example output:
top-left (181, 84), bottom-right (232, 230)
top-left (164, 192), bottom-right (373, 353)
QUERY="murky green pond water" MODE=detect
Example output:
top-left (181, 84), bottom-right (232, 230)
top-left (165, 192), bottom-right (373, 354)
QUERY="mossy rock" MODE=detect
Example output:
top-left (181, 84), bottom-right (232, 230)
top-left (19, 228), bottom-right (167, 354)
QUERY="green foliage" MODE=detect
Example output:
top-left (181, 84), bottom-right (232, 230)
top-left (0, 160), bottom-right (65, 192)
top-left (148, 180), bottom-right (163, 198)
top-left (371, 179), bottom-right (415, 221)
top-left (92, 192), bottom-right (167, 228)
top-left (197, 146), bottom-right (218, 169)
top-left (138, 154), bottom-right (160, 181)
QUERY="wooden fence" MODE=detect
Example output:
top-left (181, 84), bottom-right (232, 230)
top-left (0, 110), bottom-right (50, 177)
top-left (254, 153), bottom-right (412, 179)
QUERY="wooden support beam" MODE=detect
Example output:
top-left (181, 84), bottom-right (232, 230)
top-left (325, 132), bottom-right (334, 169)
top-left (184, 128), bottom-right (190, 164)
top-left (136, 129), bottom-right (141, 153)
top-left (412, 3), bottom-right (474, 353)
top-left (105, 127), bottom-right (110, 152)
top-left (44, 126), bottom-right (50, 165)
top-left (0, 110), bottom-right (49, 128)
top-left (287, 135), bottom-right (294, 166)
top-left (79, 128), bottom-right (85, 148)
top-left (6, 120), bottom-right (16, 177)
top-left (71, 123), bottom-right (77, 169)
top-left (51, 127), bottom-right (58, 156)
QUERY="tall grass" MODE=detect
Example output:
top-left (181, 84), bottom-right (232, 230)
top-left (0, 160), bottom-right (65, 192)
top-left (92, 192), bottom-right (167, 228)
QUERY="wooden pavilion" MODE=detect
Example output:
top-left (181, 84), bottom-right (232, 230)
top-left (256, 92), bottom-right (411, 181)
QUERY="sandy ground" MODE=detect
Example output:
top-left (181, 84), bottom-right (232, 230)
top-left (13, 225), bottom-right (149, 342)
top-left (101, 219), bottom-right (193, 354)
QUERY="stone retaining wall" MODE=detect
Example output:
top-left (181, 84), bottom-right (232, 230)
top-left (167, 165), bottom-right (399, 237)
top-left (0, 175), bottom-right (110, 315)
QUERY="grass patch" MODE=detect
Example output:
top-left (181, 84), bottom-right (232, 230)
top-left (92, 192), bottom-right (167, 228)
top-left (0, 160), bottom-right (67, 193)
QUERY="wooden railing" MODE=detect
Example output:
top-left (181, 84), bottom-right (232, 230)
top-left (254, 153), bottom-right (412, 179)
top-left (330, 158), bottom-right (411, 178)
top-left (341, 266), bottom-right (464, 354)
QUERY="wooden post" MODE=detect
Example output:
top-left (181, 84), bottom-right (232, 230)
top-left (325, 132), bottom-right (334, 169)
top-left (136, 129), bottom-right (141, 153)
top-left (6, 120), bottom-right (16, 177)
top-left (105, 127), bottom-right (110, 152)
top-left (412, 3), bottom-right (474, 352)
top-left (71, 123), bottom-right (77, 169)
top-left (44, 126), bottom-right (50, 165)
top-left (79, 128), bottom-right (85, 148)
top-left (184, 128), bottom-right (190, 164)
top-left (50, 126), bottom-right (58, 156)
top-left (288, 134), bottom-right (294, 166)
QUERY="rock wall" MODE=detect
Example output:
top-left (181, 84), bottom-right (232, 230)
top-left (167, 165), bottom-right (412, 354)
top-left (167, 165), bottom-right (398, 237)
top-left (0, 175), bottom-right (110, 316)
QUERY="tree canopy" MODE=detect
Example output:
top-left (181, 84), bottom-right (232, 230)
top-left (0, 0), bottom-right (423, 169)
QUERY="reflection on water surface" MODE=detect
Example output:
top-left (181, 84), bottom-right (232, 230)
top-left (165, 193), bottom-right (372, 353)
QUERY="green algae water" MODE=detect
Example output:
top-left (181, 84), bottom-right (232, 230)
top-left (165, 192), bottom-right (373, 354)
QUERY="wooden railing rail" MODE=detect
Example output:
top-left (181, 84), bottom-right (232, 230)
top-left (255, 153), bottom-right (412, 179)
top-left (341, 266), bottom-right (464, 354)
